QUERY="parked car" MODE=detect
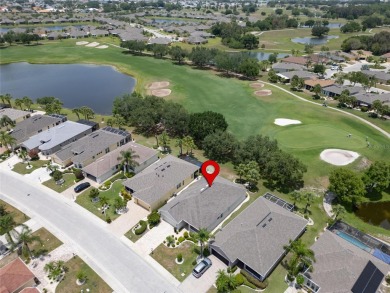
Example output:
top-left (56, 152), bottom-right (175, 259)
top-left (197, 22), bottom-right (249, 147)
top-left (192, 258), bottom-right (212, 278)
top-left (74, 182), bottom-right (90, 193)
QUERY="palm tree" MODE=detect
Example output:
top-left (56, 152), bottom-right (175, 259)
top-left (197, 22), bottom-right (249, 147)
top-left (332, 204), bottom-right (346, 220)
top-left (3, 94), bottom-right (12, 106)
top-left (44, 260), bottom-right (66, 281)
top-left (18, 149), bottom-right (28, 162)
top-left (182, 135), bottom-right (195, 155)
top-left (175, 138), bottom-right (183, 156)
top-left (0, 131), bottom-right (16, 151)
top-left (284, 239), bottom-right (316, 277)
top-left (193, 228), bottom-right (211, 259)
top-left (106, 118), bottom-right (114, 127)
top-left (289, 191), bottom-right (302, 209)
top-left (0, 214), bottom-right (17, 245)
top-left (114, 114), bottom-right (126, 129)
top-left (46, 161), bottom-right (58, 173)
top-left (0, 115), bottom-right (15, 130)
top-left (117, 149), bottom-right (139, 173)
top-left (79, 106), bottom-right (94, 120)
top-left (159, 131), bottom-right (170, 152)
top-left (14, 226), bottom-right (42, 258)
top-left (72, 108), bottom-right (81, 120)
top-left (14, 98), bottom-right (23, 110)
top-left (302, 191), bottom-right (315, 214)
top-left (22, 96), bottom-right (33, 111)
top-left (312, 84), bottom-right (322, 99)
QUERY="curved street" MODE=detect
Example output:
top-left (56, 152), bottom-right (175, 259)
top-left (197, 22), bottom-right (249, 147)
top-left (0, 167), bottom-right (181, 293)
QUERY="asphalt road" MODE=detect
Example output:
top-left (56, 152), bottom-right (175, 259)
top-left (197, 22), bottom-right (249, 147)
top-left (0, 168), bottom-right (181, 293)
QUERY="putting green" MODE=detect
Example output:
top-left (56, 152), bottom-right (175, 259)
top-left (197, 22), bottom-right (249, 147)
top-left (275, 125), bottom-right (367, 150)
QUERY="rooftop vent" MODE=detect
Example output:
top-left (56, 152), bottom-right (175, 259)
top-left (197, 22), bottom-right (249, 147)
top-left (262, 223), bottom-right (267, 228)
top-left (268, 218), bottom-right (273, 222)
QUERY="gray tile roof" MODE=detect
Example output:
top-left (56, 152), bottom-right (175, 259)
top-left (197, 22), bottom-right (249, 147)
top-left (277, 70), bottom-right (317, 80)
top-left (272, 63), bottom-right (305, 72)
top-left (0, 108), bottom-right (30, 122)
top-left (306, 230), bottom-right (390, 293)
top-left (322, 84), bottom-right (363, 95)
top-left (354, 92), bottom-right (390, 106)
top-left (53, 128), bottom-right (128, 164)
top-left (361, 70), bottom-right (390, 81)
top-left (82, 142), bottom-right (158, 178)
top-left (211, 196), bottom-right (307, 278)
top-left (11, 115), bottom-right (63, 144)
top-left (123, 155), bottom-right (199, 206)
top-left (160, 176), bottom-right (247, 231)
top-left (22, 121), bottom-right (92, 151)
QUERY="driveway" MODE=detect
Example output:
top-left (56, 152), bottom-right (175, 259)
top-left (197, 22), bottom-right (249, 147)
top-left (61, 177), bottom-right (99, 201)
top-left (108, 200), bottom-right (149, 237)
top-left (0, 168), bottom-right (181, 293)
top-left (179, 255), bottom-right (227, 293)
top-left (25, 167), bottom-right (51, 183)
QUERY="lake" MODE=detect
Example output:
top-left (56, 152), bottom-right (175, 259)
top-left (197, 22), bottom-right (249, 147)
top-left (355, 201), bottom-right (390, 230)
top-left (0, 63), bottom-right (136, 115)
top-left (229, 51), bottom-right (289, 61)
top-left (0, 25), bottom-right (83, 33)
top-left (300, 23), bottom-right (344, 29)
top-left (291, 35), bottom-right (339, 45)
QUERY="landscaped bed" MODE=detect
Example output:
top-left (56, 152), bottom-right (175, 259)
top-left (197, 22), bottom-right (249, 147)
top-left (43, 173), bottom-right (76, 193)
top-left (75, 179), bottom-right (126, 221)
top-left (151, 241), bottom-right (198, 282)
top-left (56, 256), bottom-right (112, 293)
top-left (124, 221), bottom-right (149, 243)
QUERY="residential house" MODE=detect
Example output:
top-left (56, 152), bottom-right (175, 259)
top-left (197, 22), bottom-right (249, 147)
top-left (322, 84), bottom-right (363, 98)
top-left (381, 52), bottom-right (390, 62)
top-left (304, 79), bottom-right (335, 91)
top-left (187, 36), bottom-right (207, 44)
top-left (0, 108), bottom-right (31, 127)
top-left (353, 92), bottom-right (390, 107)
top-left (301, 230), bottom-right (389, 293)
top-left (76, 119), bottom-right (99, 131)
top-left (160, 176), bottom-right (247, 232)
top-left (190, 31), bottom-right (215, 39)
top-left (281, 56), bottom-right (308, 66)
top-left (272, 62), bottom-right (305, 73)
top-left (209, 195), bottom-right (307, 281)
top-left (123, 155), bottom-right (200, 211)
top-left (351, 50), bottom-right (372, 60)
top-left (82, 141), bottom-right (158, 183)
top-left (0, 103), bottom-right (11, 110)
top-left (148, 37), bottom-right (171, 45)
top-left (10, 114), bottom-right (66, 146)
top-left (52, 127), bottom-right (131, 167)
top-left (361, 70), bottom-right (390, 84)
top-left (277, 70), bottom-right (317, 83)
top-left (0, 258), bottom-right (38, 293)
top-left (22, 121), bottom-right (93, 155)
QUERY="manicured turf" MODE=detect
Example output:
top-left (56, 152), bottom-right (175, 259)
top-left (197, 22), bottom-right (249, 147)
top-left (124, 223), bottom-right (149, 243)
top-left (56, 256), bottom-right (112, 293)
top-left (0, 199), bottom-right (29, 230)
top-left (12, 160), bottom-right (48, 175)
top-left (43, 173), bottom-right (76, 193)
top-left (29, 228), bottom-right (63, 257)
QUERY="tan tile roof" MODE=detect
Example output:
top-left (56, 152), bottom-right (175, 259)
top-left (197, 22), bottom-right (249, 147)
top-left (20, 288), bottom-right (40, 293)
top-left (0, 258), bottom-right (35, 293)
top-left (305, 79), bottom-right (335, 88)
top-left (281, 56), bottom-right (308, 65)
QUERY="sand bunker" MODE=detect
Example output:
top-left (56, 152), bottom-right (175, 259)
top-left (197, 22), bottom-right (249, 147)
top-left (76, 41), bottom-right (89, 45)
top-left (254, 90), bottom-right (272, 96)
top-left (274, 118), bottom-right (302, 126)
top-left (86, 42), bottom-right (99, 47)
top-left (147, 81), bottom-right (170, 90)
top-left (250, 82), bottom-right (265, 88)
top-left (96, 45), bottom-right (108, 49)
top-left (320, 149), bottom-right (360, 166)
top-left (151, 89), bottom-right (171, 97)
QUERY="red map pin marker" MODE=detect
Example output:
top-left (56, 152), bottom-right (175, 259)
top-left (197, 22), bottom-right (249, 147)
top-left (201, 160), bottom-right (220, 187)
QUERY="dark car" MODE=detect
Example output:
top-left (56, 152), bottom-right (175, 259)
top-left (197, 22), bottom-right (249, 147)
top-left (192, 258), bottom-right (212, 278)
top-left (74, 182), bottom-right (91, 193)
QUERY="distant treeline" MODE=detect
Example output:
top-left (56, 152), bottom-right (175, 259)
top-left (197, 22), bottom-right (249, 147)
top-left (341, 31), bottom-right (390, 55)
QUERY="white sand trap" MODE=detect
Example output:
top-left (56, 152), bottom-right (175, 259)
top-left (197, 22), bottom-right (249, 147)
top-left (320, 149), bottom-right (360, 166)
top-left (151, 89), bottom-right (171, 97)
top-left (274, 118), bottom-right (302, 126)
top-left (96, 45), bottom-right (108, 49)
top-left (76, 41), bottom-right (89, 45)
top-left (147, 81), bottom-right (170, 90)
top-left (86, 42), bottom-right (99, 47)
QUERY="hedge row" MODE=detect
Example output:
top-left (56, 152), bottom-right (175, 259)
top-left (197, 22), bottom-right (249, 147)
top-left (134, 220), bottom-right (147, 235)
top-left (240, 270), bottom-right (268, 289)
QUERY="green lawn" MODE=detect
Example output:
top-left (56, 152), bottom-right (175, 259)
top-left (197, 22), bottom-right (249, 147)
top-left (75, 180), bottom-right (125, 221)
top-left (12, 160), bottom-right (49, 175)
top-left (0, 200), bottom-right (29, 231)
top-left (56, 256), bottom-right (112, 293)
top-left (151, 242), bottom-right (198, 282)
top-left (124, 223), bottom-right (149, 243)
top-left (28, 228), bottom-right (63, 258)
top-left (43, 173), bottom-right (76, 193)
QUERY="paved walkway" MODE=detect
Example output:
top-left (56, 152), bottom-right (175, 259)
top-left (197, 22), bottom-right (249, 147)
top-left (262, 81), bottom-right (390, 139)
top-left (25, 167), bottom-right (51, 183)
top-left (323, 192), bottom-right (336, 218)
top-left (108, 200), bottom-right (148, 237)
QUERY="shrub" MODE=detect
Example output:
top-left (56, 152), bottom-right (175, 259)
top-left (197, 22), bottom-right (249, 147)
top-left (183, 231), bottom-right (189, 238)
top-left (73, 168), bottom-right (84, 180)
top-left (361, 106), bottom-right (368, 112)
top-left (121, 188), bottom-right (132, 201)
top-left (147, 211), bottom-right (161, 227)
top-left (134, 220), bottom-right (147, 235)
top-left (203, 247), bottom-right (210, 257)
top-left (193, 247), bottom-right (200, 255)
top-left (177, 253), bottom-right (183, 262)
top-left (296, 274), bottom-right (305, 286)
top-left (235, 273), bottom-right (245, 285)
top-left (106, 216), bottom-right (112, 223)
top-left (176, 241), bottom-right (179, 245)
top-left (125, 172), bottom-right (134, 178)
top-left (52, 170), bottom-right (63, 182)
top-left (172, 244), bottom-right (175, 248)
top-left (104, 180), bottom-right (112, 187)
top-left (240, 270), bottom-right (268, 289)
top-left (178, 236), bottom-right (185, 243)
top-left (28, 149), bottom-right (39, 160)
top-left (386, 274), bottom-right (390, 285)
top-left (89, 188), bottom-right (99, 199)
top-left (227, 266), bottom-right (238, 273)
top-left (192, 260), bottom-right (197, 265)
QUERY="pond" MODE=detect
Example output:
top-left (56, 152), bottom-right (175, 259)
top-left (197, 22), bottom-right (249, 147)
top-left (0, 63), bottom-right (136, 115)
top-left (291, 35), bottom-right (339, 45)
top-left (300, 23), bottom-right (344, 29)
top-left (355, 201), bottom-right (390, 230)
top-left (0, 25), bottom-right (83, 33)
top-left (229, 51), bottom-right (289, 61)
